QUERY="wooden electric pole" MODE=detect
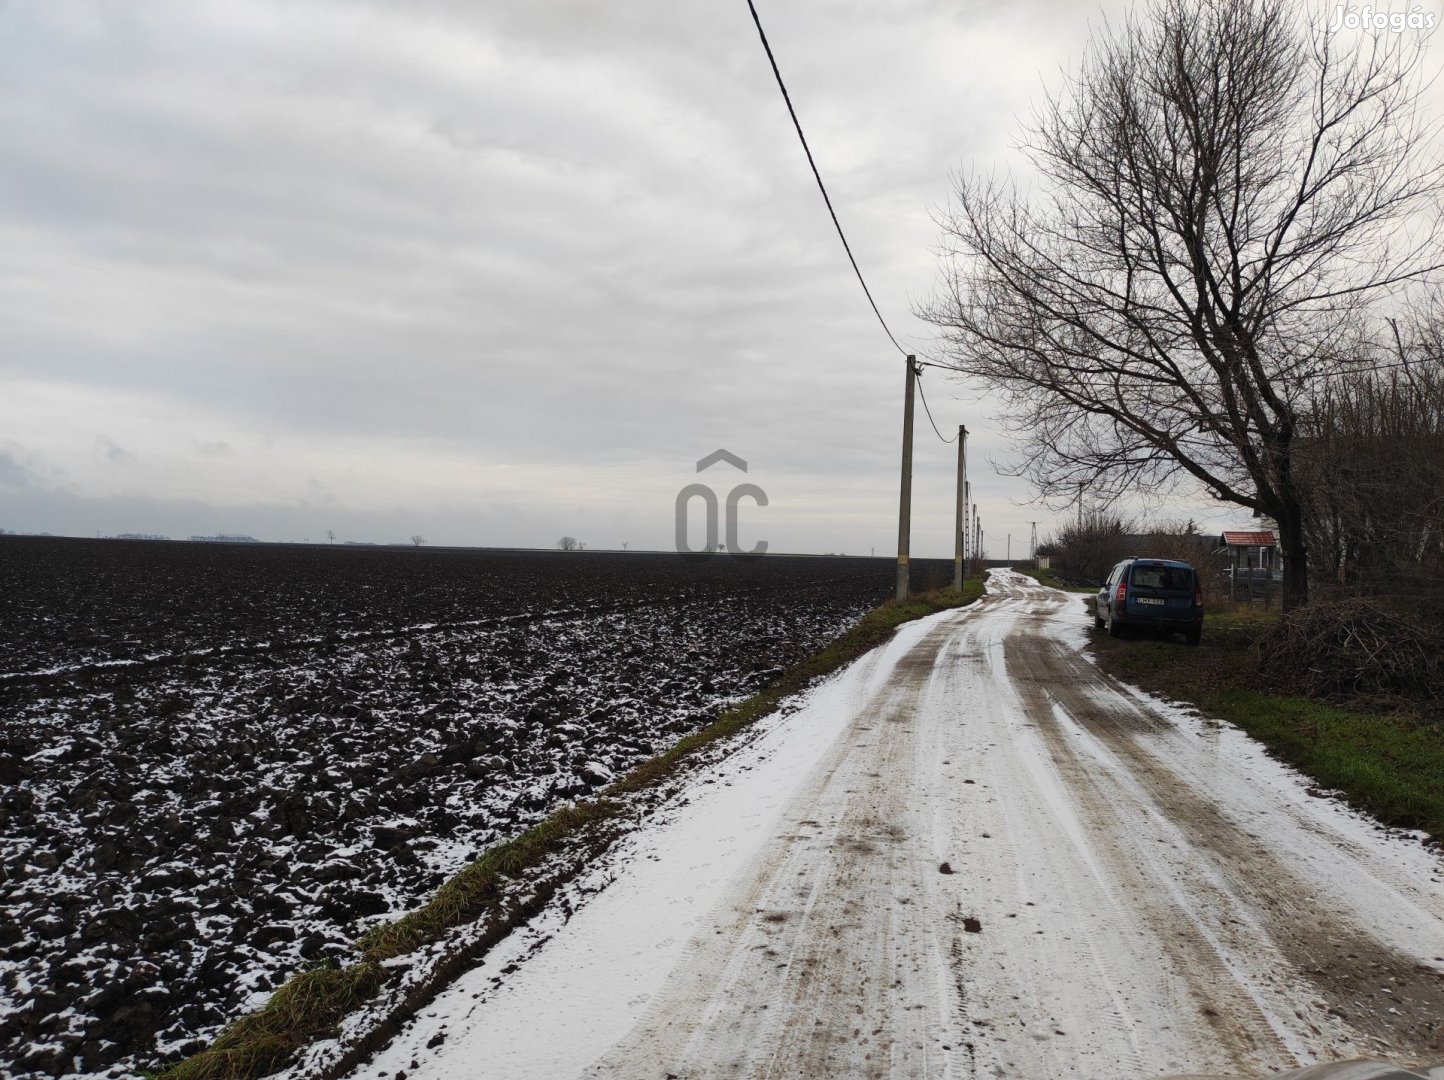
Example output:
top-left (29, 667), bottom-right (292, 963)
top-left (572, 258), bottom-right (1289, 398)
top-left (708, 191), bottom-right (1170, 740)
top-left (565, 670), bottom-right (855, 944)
top-left (896, 355), bottom-right (918, 603)
top-left (953, 424), bottom-right (968, 591)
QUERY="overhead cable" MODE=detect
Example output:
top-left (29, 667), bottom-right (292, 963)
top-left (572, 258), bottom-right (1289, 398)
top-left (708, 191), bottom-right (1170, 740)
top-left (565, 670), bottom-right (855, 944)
top-left (745, 0), bottom-right (907, 357)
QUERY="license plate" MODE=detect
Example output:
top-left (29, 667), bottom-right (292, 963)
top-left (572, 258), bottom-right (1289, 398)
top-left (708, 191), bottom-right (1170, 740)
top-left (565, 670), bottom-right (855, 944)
top-left (1137, 597), bottom-right (1165, 606)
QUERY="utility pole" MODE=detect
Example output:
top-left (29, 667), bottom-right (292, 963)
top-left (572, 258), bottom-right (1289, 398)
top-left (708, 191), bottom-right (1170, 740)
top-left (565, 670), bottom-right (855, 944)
top-left (953, 424), bottom-right (968, 591)
top-left (972, 507), bottom-right (981, 576)
top-left (963, 481), bottom-right (971, 566)
top-left (1029, 521), bottom-right (1038, 561)
top-left (1007, 533), bottom-right (1012, 562)
top-left (896, 355), bottom-right (918, 603)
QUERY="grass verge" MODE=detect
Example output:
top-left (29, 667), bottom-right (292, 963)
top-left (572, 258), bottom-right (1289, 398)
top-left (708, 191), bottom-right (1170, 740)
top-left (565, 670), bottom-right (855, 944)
top-left (356, 799), bottom-right (621, 962)
top-left (158, 963), bottom-right (384, 1080)
top-left (156, 579), bottom-right (986, 1080)
top-left (1089, 605), bottom-right (1444, 842)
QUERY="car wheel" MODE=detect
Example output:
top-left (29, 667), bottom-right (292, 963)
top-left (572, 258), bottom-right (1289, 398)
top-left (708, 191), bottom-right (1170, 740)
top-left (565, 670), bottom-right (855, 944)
top-left (1106, 609), bottom-right (1122, 638)
top-left (1093, 611), bottom-right (1105, 630)
top-left (1185, 628), bottom-right (1201, 646)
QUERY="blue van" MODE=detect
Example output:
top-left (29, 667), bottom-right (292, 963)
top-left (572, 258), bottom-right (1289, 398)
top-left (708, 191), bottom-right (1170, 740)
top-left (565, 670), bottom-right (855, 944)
top-left (1095, 557), bottom-right (1203, 645)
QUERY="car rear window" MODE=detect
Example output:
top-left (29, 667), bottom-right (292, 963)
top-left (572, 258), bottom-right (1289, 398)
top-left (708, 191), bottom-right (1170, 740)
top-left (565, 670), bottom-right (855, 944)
top-left (1130, 566), bottom-right (1193, 590)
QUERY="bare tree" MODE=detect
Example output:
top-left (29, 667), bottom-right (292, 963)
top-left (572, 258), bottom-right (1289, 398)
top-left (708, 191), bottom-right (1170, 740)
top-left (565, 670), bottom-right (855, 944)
top-left (919, 0), bottom-right (1444, 609)
top-left (1296, 307), bottom-right (1444, 597)
top-left (326, 529), bottom-right (336, 546)
top-left (410, 535), bottom-right (426, 548)
top-left (556, 536), bottom-right (578, 552)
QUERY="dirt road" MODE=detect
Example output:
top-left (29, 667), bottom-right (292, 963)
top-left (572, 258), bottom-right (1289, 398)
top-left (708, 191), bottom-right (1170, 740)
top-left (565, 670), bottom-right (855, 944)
top-left (347, 571), bottom-right (1444, 1080)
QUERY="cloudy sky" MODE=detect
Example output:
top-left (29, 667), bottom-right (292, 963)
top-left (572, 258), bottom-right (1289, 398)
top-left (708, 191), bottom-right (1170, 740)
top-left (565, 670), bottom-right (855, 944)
top-left (1, 0), bottom-right (1427, 555)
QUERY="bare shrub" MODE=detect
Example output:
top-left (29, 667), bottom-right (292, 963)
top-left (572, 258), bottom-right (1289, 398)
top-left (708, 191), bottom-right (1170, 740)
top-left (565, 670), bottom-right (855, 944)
top-left (1047, 512), bottom-right (1132, 586)
top-left (1254, 597), bottom-right (1444, 706)
top-left (1136, 521), bottom-right (1228, 604)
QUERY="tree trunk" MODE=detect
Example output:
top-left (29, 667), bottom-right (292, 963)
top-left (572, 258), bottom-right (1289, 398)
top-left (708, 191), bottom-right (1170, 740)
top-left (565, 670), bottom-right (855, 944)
top-left (1277, 508), bottom-right (1310, 611)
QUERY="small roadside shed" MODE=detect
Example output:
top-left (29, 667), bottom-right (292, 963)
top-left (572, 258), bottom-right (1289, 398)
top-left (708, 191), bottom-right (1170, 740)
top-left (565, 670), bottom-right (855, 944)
top-left (1218, 529), bottom-right (1277, 574)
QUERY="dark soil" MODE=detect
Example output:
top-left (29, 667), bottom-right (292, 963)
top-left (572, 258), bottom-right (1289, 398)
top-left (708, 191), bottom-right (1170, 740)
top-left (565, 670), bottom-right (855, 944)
top-left (0, 537), bottom-right (954, 1079)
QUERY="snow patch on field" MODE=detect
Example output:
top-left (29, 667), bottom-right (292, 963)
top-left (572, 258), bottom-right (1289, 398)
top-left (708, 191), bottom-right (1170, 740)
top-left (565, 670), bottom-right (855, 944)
top-left (0, 544), bottom-right (898, 1078)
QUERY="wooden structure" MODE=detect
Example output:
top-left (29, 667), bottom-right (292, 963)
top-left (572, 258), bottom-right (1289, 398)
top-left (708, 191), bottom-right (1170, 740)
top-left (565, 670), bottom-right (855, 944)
top-left (1218, 529), bottom-right (1278, 601)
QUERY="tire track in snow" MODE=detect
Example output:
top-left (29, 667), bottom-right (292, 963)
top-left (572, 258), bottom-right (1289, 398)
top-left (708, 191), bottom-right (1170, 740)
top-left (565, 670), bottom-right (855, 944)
top-left (592, 617), bottom-right (965, 1079)
top-left (1007, 621), bottom-right (1444, 1064)
top-left (932, 595), bottom-right (1189, 1080)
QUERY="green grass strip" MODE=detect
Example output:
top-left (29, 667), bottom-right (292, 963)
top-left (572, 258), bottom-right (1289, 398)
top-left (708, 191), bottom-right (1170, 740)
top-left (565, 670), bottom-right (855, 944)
top-left (1210, 689), bottom-right (1444, 840)
top-left (156, 579), bottom-right (984, 1080)
top-left (157, 962), bottom-right (384, 1080)
top-left (1091, 610), bottom-right (1444, 841)
top-left (356, 798), bottom-right (621, 962)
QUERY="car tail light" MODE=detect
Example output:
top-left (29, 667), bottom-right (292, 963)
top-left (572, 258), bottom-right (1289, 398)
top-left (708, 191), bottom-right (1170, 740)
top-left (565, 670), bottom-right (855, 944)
top-left (1115, 579), bottom-right (1127, 605)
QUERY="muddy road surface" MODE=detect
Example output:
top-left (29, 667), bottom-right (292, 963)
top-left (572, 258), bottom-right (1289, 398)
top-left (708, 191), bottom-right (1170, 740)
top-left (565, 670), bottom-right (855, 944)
top-left (348, 571), bottom-right (1444, 1080)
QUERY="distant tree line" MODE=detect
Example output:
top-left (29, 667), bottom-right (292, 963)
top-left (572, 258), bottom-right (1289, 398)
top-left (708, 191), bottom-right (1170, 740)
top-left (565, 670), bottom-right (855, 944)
top-left (1042, 516), bottom-right (1225, 600)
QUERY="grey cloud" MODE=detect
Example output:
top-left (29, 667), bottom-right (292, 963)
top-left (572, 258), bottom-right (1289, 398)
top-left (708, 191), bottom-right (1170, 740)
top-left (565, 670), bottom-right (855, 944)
top-left (0, 0), bottom-right (1174, 552)
top-left (97, 436), bottom-right (134, 465)
top-left (0, 442), bottom-right (65, 494)
top-left (0, 448), bottom-right (38, 491)
top-left (296, 477), bottom-right (339, 510)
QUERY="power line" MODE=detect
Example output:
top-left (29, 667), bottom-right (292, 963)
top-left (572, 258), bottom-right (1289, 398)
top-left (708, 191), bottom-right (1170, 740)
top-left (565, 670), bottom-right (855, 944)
top-left (915, 372), bottom-right (958, 444)
top-left (918, 354), bottom-right (1435, 382)
top-left (745, 0), bottom-right (906, 357)
top-left (1295, 357), bottom-right (1439, 382)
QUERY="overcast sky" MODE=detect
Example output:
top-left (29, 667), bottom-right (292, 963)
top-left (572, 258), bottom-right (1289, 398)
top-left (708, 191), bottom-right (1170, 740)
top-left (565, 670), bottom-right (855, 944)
top-left (1, 0), bottom-right (1432, 555)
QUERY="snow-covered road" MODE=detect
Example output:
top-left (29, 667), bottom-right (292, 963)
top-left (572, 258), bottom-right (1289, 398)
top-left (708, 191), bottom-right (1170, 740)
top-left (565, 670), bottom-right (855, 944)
top-left (349, 571), bottom-right (1444, 1079)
